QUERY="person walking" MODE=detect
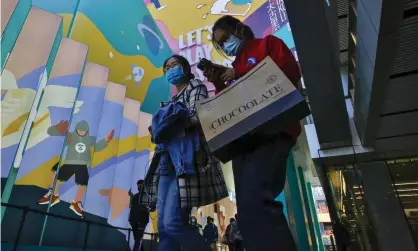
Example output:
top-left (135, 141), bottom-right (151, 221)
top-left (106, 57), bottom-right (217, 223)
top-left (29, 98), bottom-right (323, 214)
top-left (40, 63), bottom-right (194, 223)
top-left (224, 218), bottom-right (235, 251)
top-left (205, 15), bottom-right (301, 251)
top-left (129, 180), bottom-right (151, 251)
top-left (203, 217), bottom-right (219, 251)
top-left (229, 214), bottom-right (243, 251)
top-left (139, 55), bottom-right (228, 251)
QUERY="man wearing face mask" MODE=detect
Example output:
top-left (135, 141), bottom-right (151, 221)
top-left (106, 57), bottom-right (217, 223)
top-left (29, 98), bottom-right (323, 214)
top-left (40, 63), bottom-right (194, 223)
top-left (139, 55), bottom-right (228, 251)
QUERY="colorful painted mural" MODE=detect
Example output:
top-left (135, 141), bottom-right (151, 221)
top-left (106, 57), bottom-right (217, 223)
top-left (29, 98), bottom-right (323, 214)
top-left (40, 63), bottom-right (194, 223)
top-left (68, 0), bottom-right (172, 114)
top-left (1, 7), bottom-right (62, 178)
top-left (2, 0), bottom-right (299, 249)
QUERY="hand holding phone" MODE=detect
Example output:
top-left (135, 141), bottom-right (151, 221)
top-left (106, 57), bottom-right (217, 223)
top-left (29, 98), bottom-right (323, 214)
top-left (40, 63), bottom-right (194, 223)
top-left (197, 58), bottom-right (213, 71)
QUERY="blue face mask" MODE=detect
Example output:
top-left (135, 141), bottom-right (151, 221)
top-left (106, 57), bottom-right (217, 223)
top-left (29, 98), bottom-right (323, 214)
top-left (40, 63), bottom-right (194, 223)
top-left (222, 35), bottom-right (243, 56)
top-left (165, 66), bottom-right (186, 85)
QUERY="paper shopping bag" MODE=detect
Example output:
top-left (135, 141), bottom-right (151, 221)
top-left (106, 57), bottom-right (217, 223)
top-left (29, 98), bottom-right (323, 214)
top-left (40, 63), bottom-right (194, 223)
top-left (196, 56), bottom-right (310, 163)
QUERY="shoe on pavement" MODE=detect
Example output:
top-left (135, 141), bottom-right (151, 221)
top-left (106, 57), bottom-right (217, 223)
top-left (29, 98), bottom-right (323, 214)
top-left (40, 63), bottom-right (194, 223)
top-left (70, 201), bottom-right (84, 216)
top-left (37, 189), bottom-right (60, 206)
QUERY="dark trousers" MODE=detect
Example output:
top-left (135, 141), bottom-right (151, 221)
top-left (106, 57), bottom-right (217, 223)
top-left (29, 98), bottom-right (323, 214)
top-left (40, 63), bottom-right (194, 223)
top-left (235, 240), bottom-right (244, 251)
top-left (232, 134), bottom-right (297, 251)
top-left (130, 222), bottom-right (145, 251)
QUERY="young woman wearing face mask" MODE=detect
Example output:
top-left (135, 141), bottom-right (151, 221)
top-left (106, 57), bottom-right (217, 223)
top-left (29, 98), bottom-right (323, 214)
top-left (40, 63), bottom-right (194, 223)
top-left (155, 55), bottom-right (226, 251)
top-left (204, 16), bottom-right (301, 251)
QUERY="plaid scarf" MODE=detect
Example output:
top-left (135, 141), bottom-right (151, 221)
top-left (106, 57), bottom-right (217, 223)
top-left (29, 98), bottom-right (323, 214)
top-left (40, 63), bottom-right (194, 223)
top-left (139, 79), bottom-right (228, 208)
top-left (139, 144), bottom-right (228, 209)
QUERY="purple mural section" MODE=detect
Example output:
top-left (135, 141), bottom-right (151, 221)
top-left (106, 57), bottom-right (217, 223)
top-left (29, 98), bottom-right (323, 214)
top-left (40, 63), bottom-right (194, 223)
top-left (83, 99), bottom-right (124, 218)
top-left (16, 74), bottom-right (82, 181)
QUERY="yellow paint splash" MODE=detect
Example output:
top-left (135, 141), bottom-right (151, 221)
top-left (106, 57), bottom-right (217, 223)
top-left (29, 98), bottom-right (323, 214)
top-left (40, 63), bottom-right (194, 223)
top-left (2, 112), bottom-right (29, 136)
top-left (69, 13), bottom-right (163, 102)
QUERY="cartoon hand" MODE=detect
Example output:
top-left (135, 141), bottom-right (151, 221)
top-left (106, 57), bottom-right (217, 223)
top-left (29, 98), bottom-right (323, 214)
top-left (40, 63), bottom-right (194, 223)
top-left (56, 120), bottom-right (69, 134)
top-left (105, 129), bottom-right (114, 143)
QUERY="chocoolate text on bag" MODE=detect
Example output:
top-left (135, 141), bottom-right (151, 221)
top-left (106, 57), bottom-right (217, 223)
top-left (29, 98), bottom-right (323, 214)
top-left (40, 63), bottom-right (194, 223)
top-left (209, 81), bottom-right (285, 131)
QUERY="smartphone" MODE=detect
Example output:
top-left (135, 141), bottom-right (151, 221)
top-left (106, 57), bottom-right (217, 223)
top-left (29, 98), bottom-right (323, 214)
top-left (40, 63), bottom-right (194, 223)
top-left (197, 58), bottom-right (213, 71)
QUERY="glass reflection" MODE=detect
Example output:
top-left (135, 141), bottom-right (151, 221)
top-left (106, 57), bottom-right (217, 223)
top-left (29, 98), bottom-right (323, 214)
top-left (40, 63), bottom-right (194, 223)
top-left (327, 166), bottom-right (378, 251)
top-left (387, 159), bottom-right (418, 246)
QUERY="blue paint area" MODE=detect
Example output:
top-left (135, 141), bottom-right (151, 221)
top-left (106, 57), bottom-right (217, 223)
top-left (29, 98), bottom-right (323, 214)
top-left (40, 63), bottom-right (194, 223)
top-left (273, 24), bottom-right (295, 49)
top-left (16, 66), bottom-right (45, 90)
top-left (47, 74), bottom-right (81, 88)
top-left (106, 153), bottom-right (138, 230)
top-left (1, 90), bottom-right (7, 101)
top-left (1, 145), bottom-right (18, 178)
top-left (275, 192), bottom-right (289, 221)
top-left (49, 107), bottom-right (77, 126)
top-left (69, 86), bottom-right (106, 137)
top-left (243, 1), bottom-right (270, 38)
top-left (33, 0), bottom-right (79, 14)
top-left (119, 118), bottom-right (138, 139)
top-left (141, 75), bottom-right (170, 114)
top-left (76, 0), bottom-right (172, 67)
top-left (95, 100), bottom-right (124, 140)
top-left (83, 166), bottom-right (115, 218)
top-left (232, 0), bottom-right (252, 4)
top-left (113, 156), bottom-right (136, 191)
top-left (131, 150), bottom-right (150, 192)
top-left (142, 15), bottom-right (161, 56)
top-left (17, 137), bottom-right (66, 180)
top-left (107, 206), bottom-right (130, 234)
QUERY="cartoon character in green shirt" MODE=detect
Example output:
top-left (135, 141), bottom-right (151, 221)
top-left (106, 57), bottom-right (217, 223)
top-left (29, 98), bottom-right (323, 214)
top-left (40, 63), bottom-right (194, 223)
top-left (37, 120), bottom-right (114, 216)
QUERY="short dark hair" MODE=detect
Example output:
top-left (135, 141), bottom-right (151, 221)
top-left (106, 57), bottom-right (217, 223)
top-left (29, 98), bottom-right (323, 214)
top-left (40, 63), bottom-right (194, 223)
top-left (163, 54), bottom-right (194, 80)
top-left (212, 15), bottom-right (255, 57)
top-left (230, 218), bottom-right (235, 223)
top-left (137, 180), bottom-right (144, 185)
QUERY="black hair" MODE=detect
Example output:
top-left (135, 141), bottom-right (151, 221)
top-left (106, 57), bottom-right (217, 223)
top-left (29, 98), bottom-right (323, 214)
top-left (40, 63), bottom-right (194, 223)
top-left (211, 15), bottom-right (255, 57)
top-left (230, 218), bottom-right (235, 223)
top-left (163, 54), bottom-right (194, 80)
top-left (137, 180), bottom-right (144, 185)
